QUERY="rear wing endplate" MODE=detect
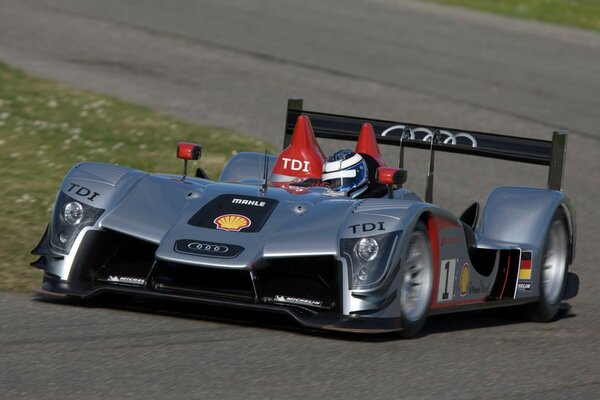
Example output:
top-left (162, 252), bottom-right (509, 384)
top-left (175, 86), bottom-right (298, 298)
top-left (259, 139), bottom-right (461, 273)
top-left (284, 99), bottom-right (567, 200)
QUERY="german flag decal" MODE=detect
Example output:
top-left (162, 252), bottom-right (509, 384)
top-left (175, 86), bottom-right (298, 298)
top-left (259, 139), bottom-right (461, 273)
top-left (518, 251), bottom-right (533, 280)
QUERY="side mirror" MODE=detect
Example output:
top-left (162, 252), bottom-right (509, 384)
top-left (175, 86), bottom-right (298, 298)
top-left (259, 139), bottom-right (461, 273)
top-left (177, 142), bottom-right (202, 160)
top-left (376, 167), bottom-right (407, 198)
top-left (177, 142), bottom-right (202, 180)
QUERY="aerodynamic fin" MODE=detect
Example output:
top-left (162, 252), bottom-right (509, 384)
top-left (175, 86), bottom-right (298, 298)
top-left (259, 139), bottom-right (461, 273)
top-left (355, 123), bottom-right (386, 168)
top-left (271, 114), bottom-right (325, 182)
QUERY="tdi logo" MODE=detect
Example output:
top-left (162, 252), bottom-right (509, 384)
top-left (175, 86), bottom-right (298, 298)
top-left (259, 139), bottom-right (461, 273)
top-left (67, 182), bottom-right (100, 202)
top-left (232, 198), bottom-right (266, 207)
top-left (281, 158), bottom-right (310, 172)
top-left (348, 222), bottom-right (385, 234)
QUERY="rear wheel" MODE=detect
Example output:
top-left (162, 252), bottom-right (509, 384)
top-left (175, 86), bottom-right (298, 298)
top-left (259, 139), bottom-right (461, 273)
top-left (517, 211), bottom-right (569, 322)
top-left (399, 221), bottom-right (433, 337)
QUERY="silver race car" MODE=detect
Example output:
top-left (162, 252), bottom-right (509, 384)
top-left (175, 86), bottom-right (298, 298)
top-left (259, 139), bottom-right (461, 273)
top-left (32, 99), bottom-right (578, 336)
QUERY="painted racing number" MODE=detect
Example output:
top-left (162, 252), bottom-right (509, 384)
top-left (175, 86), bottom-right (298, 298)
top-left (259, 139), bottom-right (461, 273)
top-left (437, 259), bottom-right (457, 302)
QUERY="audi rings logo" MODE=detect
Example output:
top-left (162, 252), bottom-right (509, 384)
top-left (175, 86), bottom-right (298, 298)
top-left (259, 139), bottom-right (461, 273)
top-left (174, 239), bottom-right (244, 258)
top-left (380, 125), bottom-right (478, 147)
top-left (188, 242), bottom-right (229, 253)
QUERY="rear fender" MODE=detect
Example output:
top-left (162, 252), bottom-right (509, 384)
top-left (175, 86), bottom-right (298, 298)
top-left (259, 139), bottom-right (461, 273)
top-left (479, 187), bottom-right (575, 263)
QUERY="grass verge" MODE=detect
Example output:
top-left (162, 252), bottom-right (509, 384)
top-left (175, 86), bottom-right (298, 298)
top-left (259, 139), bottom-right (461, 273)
top-left (0, 63), bottom-right (274, 292)
top-left (425, 0), bottom-right (600, 32)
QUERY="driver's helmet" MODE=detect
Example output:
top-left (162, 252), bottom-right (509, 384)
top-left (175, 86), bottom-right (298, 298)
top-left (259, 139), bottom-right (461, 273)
top-left (322, 149), bottom-right (369, 198)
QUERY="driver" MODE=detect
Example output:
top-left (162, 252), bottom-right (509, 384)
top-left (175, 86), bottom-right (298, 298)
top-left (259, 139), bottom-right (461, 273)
top-left (321, 149), bottom-right (369, 198)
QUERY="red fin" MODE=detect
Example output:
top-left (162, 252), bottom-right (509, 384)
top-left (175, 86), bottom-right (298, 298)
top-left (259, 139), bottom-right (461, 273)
top-left (355, 123), bottom-right (386, 167)
top-left (271, 115), bottom-right (325, 181)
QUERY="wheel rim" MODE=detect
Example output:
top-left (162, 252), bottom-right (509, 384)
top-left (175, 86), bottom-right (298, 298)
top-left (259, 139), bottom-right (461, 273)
top-left (400, 230), bottom-right (433, 322)
top-left (541, 219), bottom-right (568, 303)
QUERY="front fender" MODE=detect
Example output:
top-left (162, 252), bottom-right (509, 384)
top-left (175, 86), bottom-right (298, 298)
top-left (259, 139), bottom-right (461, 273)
top-left (58, 162), bottom-right (145, 210)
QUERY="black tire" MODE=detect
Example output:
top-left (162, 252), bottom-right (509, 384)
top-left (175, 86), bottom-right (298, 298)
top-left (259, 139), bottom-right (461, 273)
top-left (522, 210), bottom-right (569, 322)
top-left (398, 221), bottom-right (434, 338)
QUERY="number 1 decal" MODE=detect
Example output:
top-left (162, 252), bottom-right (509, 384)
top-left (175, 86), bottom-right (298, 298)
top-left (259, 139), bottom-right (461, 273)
top-left (437, 259), bottom-right (457, 302)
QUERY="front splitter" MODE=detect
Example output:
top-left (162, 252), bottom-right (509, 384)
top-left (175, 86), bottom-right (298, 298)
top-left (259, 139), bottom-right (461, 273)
top-left (40, 275), bottom-right (402, 333)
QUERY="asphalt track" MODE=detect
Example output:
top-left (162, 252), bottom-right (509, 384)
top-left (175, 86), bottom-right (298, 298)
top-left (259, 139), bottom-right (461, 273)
top-left (1, 1), bottom-right (599, 398)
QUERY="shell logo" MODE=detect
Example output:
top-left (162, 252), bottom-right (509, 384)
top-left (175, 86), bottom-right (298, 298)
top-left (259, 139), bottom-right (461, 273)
top-left (214, 214), bottom-right (251, 232)
top-left (460, 263), bottom-right (470, 296)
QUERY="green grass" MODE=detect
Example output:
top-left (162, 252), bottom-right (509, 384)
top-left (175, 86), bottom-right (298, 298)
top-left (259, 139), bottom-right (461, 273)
top-left (425, 0), bottom-right (600, 31)
top-left (0, 63), bottom-right (274, 292)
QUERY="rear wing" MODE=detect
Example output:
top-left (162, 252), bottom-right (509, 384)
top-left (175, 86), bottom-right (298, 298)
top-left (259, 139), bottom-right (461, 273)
top-left (284, 99), bottom-right (567, 201)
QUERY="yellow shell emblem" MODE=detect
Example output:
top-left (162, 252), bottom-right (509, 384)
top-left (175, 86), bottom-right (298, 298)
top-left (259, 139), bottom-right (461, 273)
top-left (214, 214), bottom-right (251, 232)
top-left (459, 263), bottom-right (470, 296)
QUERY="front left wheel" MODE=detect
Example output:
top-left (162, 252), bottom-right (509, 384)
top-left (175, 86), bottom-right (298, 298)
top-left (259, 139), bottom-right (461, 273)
top-left (398, 221), bottom-right (434, 337)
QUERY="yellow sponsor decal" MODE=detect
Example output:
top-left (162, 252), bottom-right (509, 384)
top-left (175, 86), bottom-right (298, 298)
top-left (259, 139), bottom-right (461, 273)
top-left (214, 214), bottom-right (251, 232)
top-left (460, 263), bottom-right (470, 296)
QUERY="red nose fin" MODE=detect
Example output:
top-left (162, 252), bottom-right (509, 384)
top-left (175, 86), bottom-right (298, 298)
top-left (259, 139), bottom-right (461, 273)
top-left (271, 115), bottom-right (326, 182)
top-left (355, 123), bottom-right (386, 167)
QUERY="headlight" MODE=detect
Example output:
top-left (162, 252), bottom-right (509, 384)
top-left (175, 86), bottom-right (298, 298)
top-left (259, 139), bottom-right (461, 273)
top-left (59, 232), bottom-right (70, 244)
top-left (355, 237), bottom-right (379, 261)
top-left (342, 232), bottom-right (399, 290)
top-left (49, 191), bottom-right (104, 254)
top-left (63, 201), bottom-right (84, 225)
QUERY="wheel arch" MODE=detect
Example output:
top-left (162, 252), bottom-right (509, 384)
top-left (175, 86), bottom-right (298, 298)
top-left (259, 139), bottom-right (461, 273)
top-left (558, 200), bottom-right (576, 265)
top-left (479, 187), bottom-right (575, 264)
